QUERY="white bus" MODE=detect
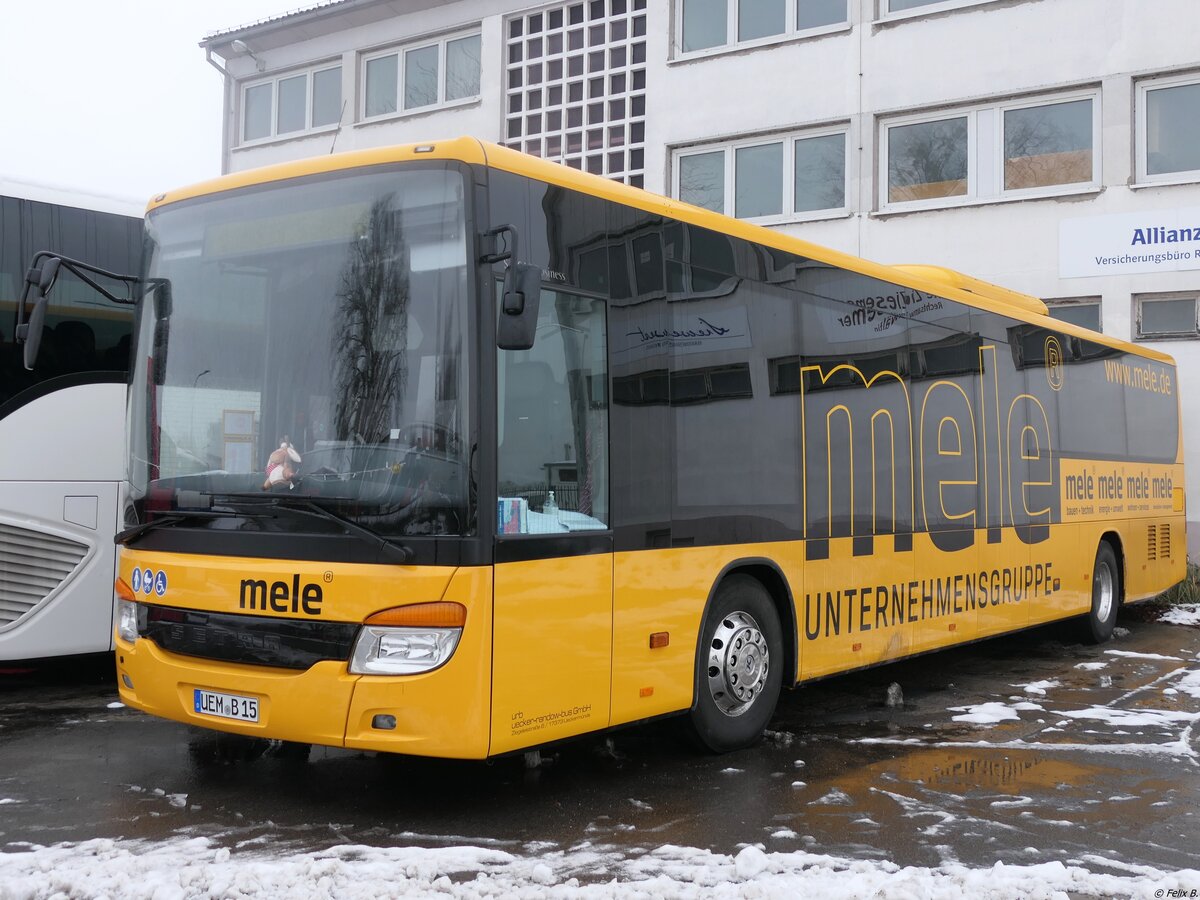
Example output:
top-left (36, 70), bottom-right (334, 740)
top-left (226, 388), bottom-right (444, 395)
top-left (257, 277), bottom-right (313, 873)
top-left (0, 180), bottom-right (142, 663)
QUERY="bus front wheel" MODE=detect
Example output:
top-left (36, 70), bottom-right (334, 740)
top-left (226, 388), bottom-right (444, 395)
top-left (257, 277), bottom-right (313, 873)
top-left (1081, 542), bottom-right (1121, 644)
top-left (687, 575), bottom-right (783, 753)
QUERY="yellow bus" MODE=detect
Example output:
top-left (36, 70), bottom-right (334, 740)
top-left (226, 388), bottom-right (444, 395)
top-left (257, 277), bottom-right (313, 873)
top-left (110, 137), bottom-right (1185, 758)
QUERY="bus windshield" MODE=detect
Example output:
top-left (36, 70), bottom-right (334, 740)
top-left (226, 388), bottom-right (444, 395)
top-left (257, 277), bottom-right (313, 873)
top-left (127, 165), bottom-right (473, 538)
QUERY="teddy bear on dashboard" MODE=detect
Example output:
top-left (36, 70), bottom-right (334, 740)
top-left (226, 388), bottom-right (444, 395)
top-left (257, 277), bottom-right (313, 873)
top-left (262, 436), bottom-right (302, 490)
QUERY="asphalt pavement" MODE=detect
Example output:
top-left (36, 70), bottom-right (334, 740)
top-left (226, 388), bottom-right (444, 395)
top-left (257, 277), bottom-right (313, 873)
top-left (1, 609), bottom-right (1198, 878)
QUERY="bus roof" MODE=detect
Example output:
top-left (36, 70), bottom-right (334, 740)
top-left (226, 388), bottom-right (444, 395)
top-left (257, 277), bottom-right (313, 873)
top-left (146, 137), bottom-right (1174, 366)
top-left (0, 177), bottom-right (144, 219)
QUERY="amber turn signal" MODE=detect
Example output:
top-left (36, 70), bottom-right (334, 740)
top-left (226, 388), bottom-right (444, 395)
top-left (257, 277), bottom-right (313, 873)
top-left (365, 602), bottom-right (467, 628)
top-left (648, 631), bottom-right (669, 649)
top-left (115, 578), bottom-right (136, 602)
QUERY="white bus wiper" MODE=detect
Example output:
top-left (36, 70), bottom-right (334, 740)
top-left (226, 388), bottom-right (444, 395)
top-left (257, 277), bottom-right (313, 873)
top-left (259, 496), bottom-right (414, 564)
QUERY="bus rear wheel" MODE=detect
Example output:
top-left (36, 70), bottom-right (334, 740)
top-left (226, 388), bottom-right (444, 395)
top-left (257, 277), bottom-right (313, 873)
top-left (1081, 542), bottom-right (1121, 644)
top-left (687, 575), bottom-right (783, 753)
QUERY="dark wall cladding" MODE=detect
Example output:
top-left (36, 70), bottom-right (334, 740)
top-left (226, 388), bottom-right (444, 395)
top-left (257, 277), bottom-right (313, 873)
top-left (486, 169), bottom-right (1180, 554)
top-left (0, 195), bottom-right (142, 417)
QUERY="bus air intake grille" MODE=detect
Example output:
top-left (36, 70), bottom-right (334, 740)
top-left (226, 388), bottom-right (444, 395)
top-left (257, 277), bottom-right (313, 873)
top-left (0, 523), bottom-right (88, 627)
top-left (1147, 525), bottom-right (1158, 562)
top-left (140, 605), bottom-right (359, 670)
top-left (1160, 524), bottom-right (1172, 560)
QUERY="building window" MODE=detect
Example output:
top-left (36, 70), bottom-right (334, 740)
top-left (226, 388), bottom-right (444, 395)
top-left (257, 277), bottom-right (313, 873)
top-left (1138, 73), bottom-right (1200, 183)
top-left (675, 128), bottom-right (847, 221)
top-left (881, 91), bottom-right (1099, 210)
top-left (1135, 293), bottom-right (1199, 340)
top-left (362, 31), bottom-right (481, 120)
top-left (679, 0), bottom-right (847, 54)
top-left (241, 64), bottom-right (342, 144)
top-left (504, 1), bottom-right (648, 187)
top-left (1003, 98), bottom-right (1094, 191)
top-left (1046, 297), bottom-right (1101, 332)
top-left (881, 0), bottom-right (991, 18)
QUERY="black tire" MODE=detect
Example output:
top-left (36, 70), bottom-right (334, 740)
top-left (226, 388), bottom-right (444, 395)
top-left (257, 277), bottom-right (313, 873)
top-left (687, 575), bottom-right (784, 753)
top-left (1081, 542), bottom-right (1121, 644)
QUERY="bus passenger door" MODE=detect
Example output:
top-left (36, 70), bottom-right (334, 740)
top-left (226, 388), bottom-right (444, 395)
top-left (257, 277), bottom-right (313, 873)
top-left (491, 289), bottom-right (613, 755)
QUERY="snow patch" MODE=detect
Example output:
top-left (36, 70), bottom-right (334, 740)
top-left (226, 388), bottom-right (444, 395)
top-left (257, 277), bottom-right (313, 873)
top-left (1173, 669), bottom-right (1200, 700)
top-left (734, 845), bottom-right (769, 878)
top-left (1059, 706), bottom-right (1200, 728)
top-left (949, 702), bottom-right (1020, 724)
top-left (1074, 662), bottom-right (1107, 670)
top-left (1013, 679), bottom-right (1059, 695)
top-left (1160, 604), bottom-right (1200, 627)
top-left (811, 788), bottom-right (853, 806)
top-left (989, 797), bottom-right (1033, 809)
top-left (1104, 649), bottom-right (1181, 661)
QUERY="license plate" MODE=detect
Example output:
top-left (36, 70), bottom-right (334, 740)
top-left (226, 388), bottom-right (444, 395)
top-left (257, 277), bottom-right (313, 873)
top-left (193, 688), bottom-right (259, 723)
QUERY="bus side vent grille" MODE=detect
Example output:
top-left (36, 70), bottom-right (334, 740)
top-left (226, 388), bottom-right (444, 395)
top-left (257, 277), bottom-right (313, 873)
top-left (1160, 524), bottom-right (1172, 560)
top-left (1147, 525), bottom-right (1157, 562)
top-left (0, 523), bottom-right (88, 627)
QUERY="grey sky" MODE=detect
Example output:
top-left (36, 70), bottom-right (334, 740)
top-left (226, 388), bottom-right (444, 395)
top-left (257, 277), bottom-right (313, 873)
top-left (0, 0), bottom-right (305, 203)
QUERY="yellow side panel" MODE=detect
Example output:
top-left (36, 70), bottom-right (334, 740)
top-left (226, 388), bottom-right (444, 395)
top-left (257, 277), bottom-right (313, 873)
top-left (345, 567), bottom-right (493, 759)
top-left (491, 553), bottom-right (612, 754)
top-left (907, 532), bottom-right (976, 656)
top-left (609, 542), bottom-right (804, 727)
top-left (610, 549), bottom-right (704, 726)
top-left (972, 530), bottom-right (1029, 639)
top-left (801, 537), bottom-right (914, 680)
top-left (1120, 515), bottom-right (1188, 601)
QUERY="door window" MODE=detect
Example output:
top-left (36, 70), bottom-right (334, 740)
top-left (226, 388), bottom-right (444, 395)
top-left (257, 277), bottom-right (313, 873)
top-left (497, 289), bottom-right (608, 534)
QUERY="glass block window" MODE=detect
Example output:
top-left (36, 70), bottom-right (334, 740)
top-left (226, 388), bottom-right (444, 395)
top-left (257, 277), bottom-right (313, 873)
top-left (504, 0), bottom-right (649, 188)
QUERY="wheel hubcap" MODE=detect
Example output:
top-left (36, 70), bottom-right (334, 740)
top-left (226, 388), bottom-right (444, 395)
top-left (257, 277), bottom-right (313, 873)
top-left (707, 611), bottom-right (770, 717)
top-left (1095, 561), bottom-right (1114, 622)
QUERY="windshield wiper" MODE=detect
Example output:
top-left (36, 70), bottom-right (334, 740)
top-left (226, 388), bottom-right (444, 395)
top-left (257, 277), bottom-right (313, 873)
top-left (115, 509), bottom-right (265, 545)
top-left (260, 496), bottom-right (414, 564)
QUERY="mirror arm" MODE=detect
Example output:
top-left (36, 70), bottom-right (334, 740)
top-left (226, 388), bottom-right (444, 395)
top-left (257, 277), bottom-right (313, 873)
top-left (480, 225), bottom-right (517, 265)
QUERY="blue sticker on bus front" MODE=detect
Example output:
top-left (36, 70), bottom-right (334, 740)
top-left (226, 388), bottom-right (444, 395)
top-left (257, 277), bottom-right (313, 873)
top-left (142, 568), bottom-right (154, 595)
top-left (131, 568), bottom-right (142, 593)
top-left (154, 571), bottom-right (167, 597)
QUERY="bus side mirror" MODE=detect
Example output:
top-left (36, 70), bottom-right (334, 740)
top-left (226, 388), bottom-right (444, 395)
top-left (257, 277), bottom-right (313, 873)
top-left (16, 257), bottom-right (62, 370)
top-left (498, 263), bottom-right (542, 351)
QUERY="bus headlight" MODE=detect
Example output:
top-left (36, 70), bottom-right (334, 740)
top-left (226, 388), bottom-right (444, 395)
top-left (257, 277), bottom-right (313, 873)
top-left (349, 626), bottom-right (462, 674)
top-left (117, 599), bottom-right (141, 644)
top-left (348, 602), bottom-right (466, 675)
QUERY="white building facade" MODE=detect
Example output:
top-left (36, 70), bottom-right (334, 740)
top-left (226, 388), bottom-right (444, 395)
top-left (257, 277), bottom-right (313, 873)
top-left (202, 0), bottom-right (1200, 549)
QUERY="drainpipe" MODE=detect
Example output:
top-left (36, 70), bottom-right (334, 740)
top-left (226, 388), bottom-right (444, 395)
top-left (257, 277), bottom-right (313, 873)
top-left (204, 47), bottom-right (234, 176)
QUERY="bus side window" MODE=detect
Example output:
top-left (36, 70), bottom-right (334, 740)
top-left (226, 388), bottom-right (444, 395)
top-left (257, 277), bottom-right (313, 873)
top-left (498, 289), bottom-right (608, 535)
